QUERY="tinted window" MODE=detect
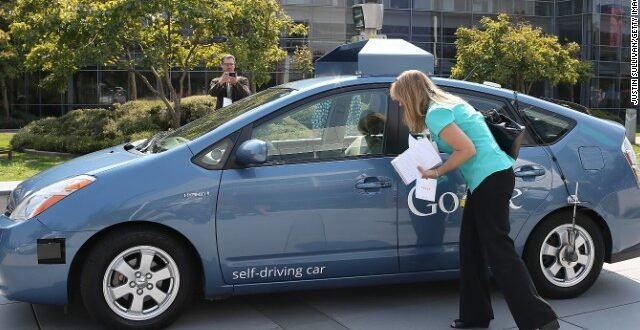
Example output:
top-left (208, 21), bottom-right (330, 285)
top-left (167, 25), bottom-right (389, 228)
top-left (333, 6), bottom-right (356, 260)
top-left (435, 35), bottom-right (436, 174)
top-left (520, 104), bottom-right (575, 144)
top-left (252, 89), bottom-right (389, 164)
top-left (441, 88), bottom-right (535, 146)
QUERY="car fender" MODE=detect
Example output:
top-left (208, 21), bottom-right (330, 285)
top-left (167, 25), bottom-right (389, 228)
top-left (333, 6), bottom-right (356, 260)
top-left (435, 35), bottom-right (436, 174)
top-left (36, 146), bottom-right (231, 298)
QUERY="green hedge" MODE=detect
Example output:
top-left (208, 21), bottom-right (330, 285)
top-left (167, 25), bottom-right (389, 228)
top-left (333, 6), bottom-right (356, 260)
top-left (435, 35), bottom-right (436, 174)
top-left (11, 95), bottom-right (217, 154)
top-left (589, 109), bottom-right (623, 124)
top-left (0, 111), bottom-right (39, 129)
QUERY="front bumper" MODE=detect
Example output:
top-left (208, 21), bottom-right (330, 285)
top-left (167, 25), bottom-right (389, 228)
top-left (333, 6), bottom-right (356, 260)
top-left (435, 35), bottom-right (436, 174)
top-left (0, 215), bottom-right (71, 304)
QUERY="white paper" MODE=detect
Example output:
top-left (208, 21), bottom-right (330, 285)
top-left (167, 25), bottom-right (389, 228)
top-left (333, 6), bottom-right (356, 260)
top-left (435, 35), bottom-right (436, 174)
top-left (391, 135), bottom-right (443, 185)
top-left (415, 178), bottom-right (438, 201)
top-left (223, 97), bottom-right (233, 107)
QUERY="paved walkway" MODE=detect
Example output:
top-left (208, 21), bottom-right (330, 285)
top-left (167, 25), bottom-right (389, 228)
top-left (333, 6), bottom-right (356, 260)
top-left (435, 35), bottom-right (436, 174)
top-left (0, 259), bottom-right (639, 329)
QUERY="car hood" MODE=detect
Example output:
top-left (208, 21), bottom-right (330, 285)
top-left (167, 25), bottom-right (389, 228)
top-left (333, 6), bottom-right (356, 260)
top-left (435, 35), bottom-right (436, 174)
top-left (6, 144), bottom-right (143, 213)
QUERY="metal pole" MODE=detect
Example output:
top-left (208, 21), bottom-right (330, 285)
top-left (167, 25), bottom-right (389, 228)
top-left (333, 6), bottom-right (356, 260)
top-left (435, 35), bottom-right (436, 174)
top-left (625, 108), bottom-right (637, 144)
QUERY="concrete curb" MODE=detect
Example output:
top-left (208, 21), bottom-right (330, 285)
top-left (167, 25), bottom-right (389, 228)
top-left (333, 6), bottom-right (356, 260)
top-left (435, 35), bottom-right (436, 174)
top-left (0, 181), bottom-right (20, 212)
top-left (0, 181), bottom-right (20, 195)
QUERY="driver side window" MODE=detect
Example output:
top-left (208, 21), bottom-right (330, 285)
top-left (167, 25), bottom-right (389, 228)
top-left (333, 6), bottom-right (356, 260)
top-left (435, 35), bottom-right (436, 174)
top-left (252, 89), bottom-right (389, 163)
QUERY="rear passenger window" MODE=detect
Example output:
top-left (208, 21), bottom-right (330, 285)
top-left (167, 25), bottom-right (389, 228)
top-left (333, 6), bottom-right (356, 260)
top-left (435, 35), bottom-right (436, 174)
top-left (439, 88), bottom-right (539, 146)
top-left (520, 104), bottom-right (575, 144)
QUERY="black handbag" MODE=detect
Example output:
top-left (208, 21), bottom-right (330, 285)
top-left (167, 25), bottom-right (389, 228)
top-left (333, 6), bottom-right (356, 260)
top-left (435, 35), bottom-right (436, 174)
top-left (483, 109), bottom-right (526, 159)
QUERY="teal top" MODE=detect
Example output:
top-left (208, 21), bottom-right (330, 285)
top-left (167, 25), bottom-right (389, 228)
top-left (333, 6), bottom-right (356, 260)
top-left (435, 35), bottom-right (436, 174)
top-left (426, 102), bottom-right (514, 193)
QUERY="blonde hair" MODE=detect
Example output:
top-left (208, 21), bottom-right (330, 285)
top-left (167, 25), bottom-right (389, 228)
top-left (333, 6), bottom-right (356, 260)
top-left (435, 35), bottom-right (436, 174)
top-left (390, 70), bottom-right (466, 133)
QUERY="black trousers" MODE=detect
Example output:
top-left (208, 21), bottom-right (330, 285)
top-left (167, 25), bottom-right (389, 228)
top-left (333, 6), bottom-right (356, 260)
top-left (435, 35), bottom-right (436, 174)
top-left (459, 168), bottom-right (557, 330)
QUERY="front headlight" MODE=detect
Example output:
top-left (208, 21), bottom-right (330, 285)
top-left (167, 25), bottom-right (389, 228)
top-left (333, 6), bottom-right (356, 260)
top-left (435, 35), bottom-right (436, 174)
top-left (9, 175), bottom-right (96, 222)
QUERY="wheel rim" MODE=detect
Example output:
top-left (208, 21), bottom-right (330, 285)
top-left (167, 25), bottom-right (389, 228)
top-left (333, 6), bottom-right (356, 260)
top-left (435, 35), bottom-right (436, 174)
top-left (539, 224), bottom-right (595, 288)
top-left (102, 245), bottom-right (180, 321)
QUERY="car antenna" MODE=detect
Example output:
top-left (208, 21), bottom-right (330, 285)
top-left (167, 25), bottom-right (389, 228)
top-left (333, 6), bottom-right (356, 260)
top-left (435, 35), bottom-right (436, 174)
top-left (565, 182), bottom-right (581, 262)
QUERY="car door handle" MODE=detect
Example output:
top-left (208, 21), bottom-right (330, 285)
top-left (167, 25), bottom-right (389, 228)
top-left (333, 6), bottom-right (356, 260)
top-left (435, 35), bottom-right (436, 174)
top-left (355, 177), bottom-right (392, 189)
top-left (514, 165), bottom-right (546, 177)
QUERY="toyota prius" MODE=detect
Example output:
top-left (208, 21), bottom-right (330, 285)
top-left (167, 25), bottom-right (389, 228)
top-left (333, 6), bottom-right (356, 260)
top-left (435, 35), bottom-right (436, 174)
top-left (2, 40), bottom-right (640, 329)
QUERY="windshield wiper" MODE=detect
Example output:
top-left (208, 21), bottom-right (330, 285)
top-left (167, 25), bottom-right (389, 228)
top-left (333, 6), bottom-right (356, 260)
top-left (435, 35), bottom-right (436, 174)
top-left (137, 131), bottom-right (170, 153)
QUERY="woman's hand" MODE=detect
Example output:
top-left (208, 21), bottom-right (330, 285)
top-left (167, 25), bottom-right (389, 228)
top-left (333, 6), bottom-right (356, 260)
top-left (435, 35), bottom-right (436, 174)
top-left (418, 166), bottom-right (439, 179)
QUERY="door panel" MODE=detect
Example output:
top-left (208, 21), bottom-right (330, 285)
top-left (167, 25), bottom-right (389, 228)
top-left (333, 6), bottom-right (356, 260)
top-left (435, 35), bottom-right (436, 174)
top-left (217, 159), bottom-right (398, 284)
top-left (217, 87), bottom-right (399, 284)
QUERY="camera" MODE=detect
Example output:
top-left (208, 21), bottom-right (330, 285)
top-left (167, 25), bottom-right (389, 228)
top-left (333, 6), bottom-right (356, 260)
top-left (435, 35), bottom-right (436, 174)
top-left (229, 72), bottom-right (236, 77)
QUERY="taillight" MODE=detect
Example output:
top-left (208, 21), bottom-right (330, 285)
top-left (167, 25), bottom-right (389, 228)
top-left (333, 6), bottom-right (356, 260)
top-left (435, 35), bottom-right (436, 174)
top-left (622, 137), bottom-right (640, 188)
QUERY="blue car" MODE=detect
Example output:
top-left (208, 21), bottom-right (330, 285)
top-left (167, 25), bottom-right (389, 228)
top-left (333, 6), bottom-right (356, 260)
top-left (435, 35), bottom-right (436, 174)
top-left (2, 40), bottom-right (640, 329)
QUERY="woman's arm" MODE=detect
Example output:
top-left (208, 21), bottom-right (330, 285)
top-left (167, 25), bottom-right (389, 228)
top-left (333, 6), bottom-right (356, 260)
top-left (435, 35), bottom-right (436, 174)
top-left (418, 122), bottom-right (476, 178)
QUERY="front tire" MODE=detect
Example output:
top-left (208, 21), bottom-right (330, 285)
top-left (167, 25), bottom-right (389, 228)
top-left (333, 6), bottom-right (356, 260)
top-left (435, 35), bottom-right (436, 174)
top-left (80, 228), bottom-right (196, 329)
top-left (524, 211), bottom-right (604, 299)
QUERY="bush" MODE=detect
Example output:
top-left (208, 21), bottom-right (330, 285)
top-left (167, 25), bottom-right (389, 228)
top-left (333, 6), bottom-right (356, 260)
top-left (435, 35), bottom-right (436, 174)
top-left (0, 111), bottom-right (39, 129)
top-left (11, 95), bottom-right (217, 154)
top-left (112, 99), bottom-right (169, 134)
top-left (590, 109), bottom-right (622, 124)
top-left (181, 95), bottom-right (217, 125)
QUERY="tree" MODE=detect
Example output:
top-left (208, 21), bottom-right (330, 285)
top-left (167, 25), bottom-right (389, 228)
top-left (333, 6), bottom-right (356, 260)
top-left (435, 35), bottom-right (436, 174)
top-left (0, 3), bottom-right (20, 121)
top-left (215, 0), bottom-right (306, 93)
top-left (10, 0), bottom-right (305, 128)
top-left (451, 14), bottom-right (591, 94)
top-left (293, 45), bottom-right (314, 79)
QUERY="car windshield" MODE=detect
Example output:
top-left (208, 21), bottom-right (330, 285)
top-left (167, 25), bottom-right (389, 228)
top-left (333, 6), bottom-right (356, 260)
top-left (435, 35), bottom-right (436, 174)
top-left (150, 88), bottom-right (293, 153)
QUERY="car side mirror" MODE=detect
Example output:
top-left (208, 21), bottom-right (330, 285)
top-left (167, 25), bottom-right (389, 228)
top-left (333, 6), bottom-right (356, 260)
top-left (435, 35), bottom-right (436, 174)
top-left (236, 139), bottom-right (268, 165)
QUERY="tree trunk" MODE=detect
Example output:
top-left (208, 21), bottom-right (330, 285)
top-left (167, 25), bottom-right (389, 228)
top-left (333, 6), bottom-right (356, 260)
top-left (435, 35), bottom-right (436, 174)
top-left (128, 70), bottom-right (138, 100)
top-left (173, 97), bottom-right (181, 128)
top-left (134, 69), bottom-right (177, 129)
top-left (247, 72), bottom-right (256, 94)
top-left (163, 64), bottom-right (181, 129)
top-left (0, 78), bottom-right (9, 120)
top-left (525, 82), bottom-right (534, 95)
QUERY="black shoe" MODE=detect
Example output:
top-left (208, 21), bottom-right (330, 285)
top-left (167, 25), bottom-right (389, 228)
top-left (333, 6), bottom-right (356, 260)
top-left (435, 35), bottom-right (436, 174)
top-left (538, 319), bottom-right (560, 330)
top-left (450, 319), bottom-right (490, 329)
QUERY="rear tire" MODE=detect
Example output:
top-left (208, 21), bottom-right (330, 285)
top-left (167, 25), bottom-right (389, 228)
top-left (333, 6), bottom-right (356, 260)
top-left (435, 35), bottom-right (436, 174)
top-left (524, 211), bottom-right (604, 299)
top-left (80, 228), bottom-right (196, 329)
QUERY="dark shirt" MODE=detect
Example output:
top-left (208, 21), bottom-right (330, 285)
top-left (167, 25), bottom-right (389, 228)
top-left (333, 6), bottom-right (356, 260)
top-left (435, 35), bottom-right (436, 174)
top-left (209, 76), bottom-right (251, 109)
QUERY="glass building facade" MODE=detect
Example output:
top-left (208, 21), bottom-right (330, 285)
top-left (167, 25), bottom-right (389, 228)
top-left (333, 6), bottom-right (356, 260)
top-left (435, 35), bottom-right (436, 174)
top-left (279, 0), bottom-right (634, 118)
top-left (3, 0), bottom-right (635, 120)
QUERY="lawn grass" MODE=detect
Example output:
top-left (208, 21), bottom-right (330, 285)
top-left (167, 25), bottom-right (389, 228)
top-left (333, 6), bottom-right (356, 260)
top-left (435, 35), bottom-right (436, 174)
top-left (0, 133), bottom-right (11, 149)
top-left (0, 133), bottom-right (72, 181)
top-left (0, 152), bottom-right (72, 181)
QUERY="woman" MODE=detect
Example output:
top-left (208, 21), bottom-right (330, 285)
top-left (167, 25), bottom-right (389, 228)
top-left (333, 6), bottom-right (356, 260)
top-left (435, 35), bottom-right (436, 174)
top-left (390, 70), bottom-right (559, 330)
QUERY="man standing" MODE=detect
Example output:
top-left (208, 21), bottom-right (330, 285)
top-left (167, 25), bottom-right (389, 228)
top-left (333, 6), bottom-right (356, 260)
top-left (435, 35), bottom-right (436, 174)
top-left (209, 54), bottom-right (251, 109)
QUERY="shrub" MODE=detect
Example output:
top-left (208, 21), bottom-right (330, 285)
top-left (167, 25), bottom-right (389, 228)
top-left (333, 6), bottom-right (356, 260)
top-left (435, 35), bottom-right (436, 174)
top-left (112, 99), bottom-right (169, 134)
top-left (0, 111), bottom-right (39, 129)
top-left (180, 95), bottom-right (217, 125)
top-left (590, 109), bottom-right (622, 124)
top-left (10, 95), bottom-right (217, 154)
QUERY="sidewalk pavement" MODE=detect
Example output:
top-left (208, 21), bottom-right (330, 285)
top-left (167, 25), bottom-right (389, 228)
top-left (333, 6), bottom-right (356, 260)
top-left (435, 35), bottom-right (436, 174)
top-left (0, 258), bottom-right (639, 329)
top-left (0, 181), bottom-right (19, 212)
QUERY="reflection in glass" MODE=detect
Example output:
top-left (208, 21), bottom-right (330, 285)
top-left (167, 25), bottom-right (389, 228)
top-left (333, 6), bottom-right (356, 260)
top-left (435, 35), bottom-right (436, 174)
top-left (384, 0), bottom-right (410, 9)
top-left (414, 0), bottom-right (441, 10)
top-left (442, 13), bottom-right (472, 43)
top-left (558, 16), bottom-right (583, 44)
top-left (382, 11), bottom-right (410, 38)
top-left (411, 11), bottom-right (435, 42)
top-left (594, 78), bottom-right (619, 108)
